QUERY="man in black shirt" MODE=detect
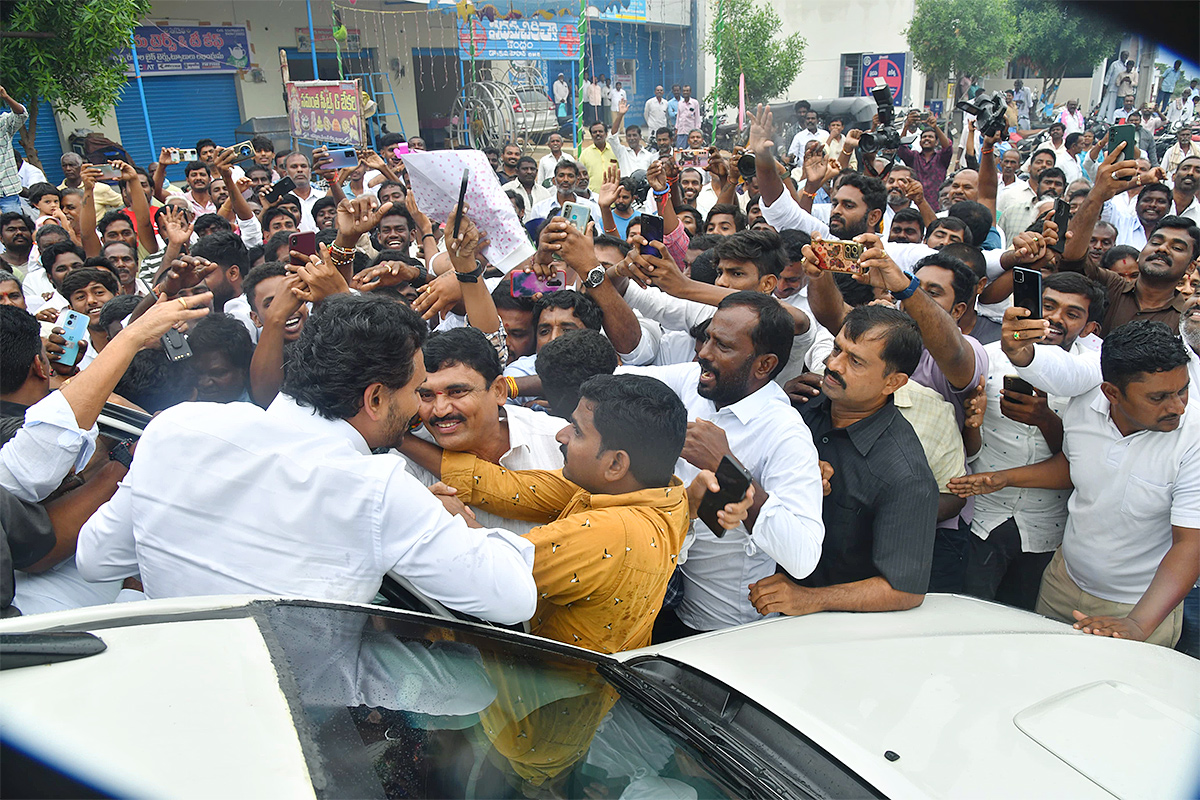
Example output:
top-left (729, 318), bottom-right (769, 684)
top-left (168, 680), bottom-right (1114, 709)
top-left (749, 305), bottom-right (938, 616)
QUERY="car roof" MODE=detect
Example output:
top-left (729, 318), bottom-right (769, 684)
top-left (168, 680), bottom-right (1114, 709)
top-left (618, 594), bottom-right (1200, 799)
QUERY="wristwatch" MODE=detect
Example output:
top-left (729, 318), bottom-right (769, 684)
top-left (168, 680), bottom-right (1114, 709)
top-left (583, 265), bottom-right (606, 289)
top-left (454, 260), bottom-right (486, 283)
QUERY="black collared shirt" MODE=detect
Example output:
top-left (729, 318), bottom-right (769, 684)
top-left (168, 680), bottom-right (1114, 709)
top-left (799, 395), bottom-right (938, 594)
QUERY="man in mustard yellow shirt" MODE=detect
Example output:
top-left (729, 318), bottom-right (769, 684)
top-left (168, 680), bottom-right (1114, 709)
top-left (577, 121), bottom-right (620, 194)
top-left (401, 373), bottom-right (752, 654)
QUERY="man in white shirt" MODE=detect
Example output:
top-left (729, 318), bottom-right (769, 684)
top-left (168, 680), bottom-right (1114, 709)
top-left (608, 101), bottom-right (660, 175)
top-left (960, 273), bottom-right (1104, 610)
top-left (1099, 52), bottom-right (1130, 121)
top-left (788, 110), bottom-right (829, 162)
top-left (77, 294), bottom-right (538, 622)
top-left (1112, 181), bottom-right (1172, 250)
top-left (1055, 132), bottom-right (1086, 185)
top-left (609, 81), bottom-right (627, 113)
top-left (1161, 126), bottom-right (1198, 176)
top-left (536, 133), bottom-right (575, 188)
top-left (1168, 155), bottom-right (1200, 225)
top-left (502, 155), bottom-right (551, 211)
top-left (644, 85), bottom-right (669, 135)
top-left (529, 159), bottom-right (602, 226)
top-left (953, 316), bottom-right (1200, 647)
top-left (552, 72), bottom-right (570, 109)
top-left (1013, 80), bottom-right (1034, 129)
top-left (283, 151), bottom-right (326, 232)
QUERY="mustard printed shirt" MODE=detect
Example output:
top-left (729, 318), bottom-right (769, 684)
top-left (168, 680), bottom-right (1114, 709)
top-left (442, 452), bottom-right (689, 654)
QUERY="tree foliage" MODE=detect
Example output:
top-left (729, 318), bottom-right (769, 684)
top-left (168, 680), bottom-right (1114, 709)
top-left (703, 0), bottom-right (805, 109)
top-left (0, 0), bottom-right (152, 167)
top-left (906, 0), bottom-right (1017, 81)
top-left (1011, 0), bottom-right (1122, 107)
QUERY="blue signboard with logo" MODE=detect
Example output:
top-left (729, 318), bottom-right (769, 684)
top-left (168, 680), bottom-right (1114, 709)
top-left (861, 53), bottom-right (907, 105)
top-left (121, 25), bottom-right (251, 75)
top-left (457, 19), bottom-right (580, 60)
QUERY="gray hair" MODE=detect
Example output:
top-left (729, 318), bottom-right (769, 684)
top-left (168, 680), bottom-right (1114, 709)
top-left (0, 269), bottom-right (20, 285)
top-left (60, 152), bottom-right (83, 166)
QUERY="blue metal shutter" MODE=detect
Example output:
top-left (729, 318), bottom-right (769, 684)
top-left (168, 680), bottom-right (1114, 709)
top-left (115, 73), bottom-right (242, 180)
top-left (10, 100), bottom-right (64, 184)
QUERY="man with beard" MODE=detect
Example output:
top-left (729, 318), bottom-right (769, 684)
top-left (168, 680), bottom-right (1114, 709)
top-left (1162, 127), bottom-right (1198, 177)
top-left (77, 294), bottom-right (539, 619)
top-left (997, 148), bottom-right (1059, 241)
top-left (897, 113), bottom-right (954, 210)
top-left (179, 162), bottom-right (216, 217)
top-left (882, 163), bottom-right (917, 227)
top-left (788, 110), bottom-right (829, 162)
top-left (498, 143), bottom-right (522, 184)
top-left (1168, 155), bottom-right (1200, 224)
top-left (101, 241), bottom-right (148, 296)
top-left (0, 212), bottom-right (33, 276)
top-left (748, 305), bottom-right (937, 618)
top-left (1061, 147), bottom-right (1200, 335)
top-left (188, 232), bottom-right (257, 342)
top-left (959, 272), bottom-right (1106, 611)
top-left (1114, 182), bottom-right (1173, 249)
top-left (530, 160), bottom-right (602, 226)
top-left (502, 155), bottom-right (549, 211)
top-left (619, 292), bottom-right (826, 638)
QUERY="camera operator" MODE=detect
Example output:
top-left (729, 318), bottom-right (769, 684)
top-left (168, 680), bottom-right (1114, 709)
top-left (898, 110), bottom-right (953, 211)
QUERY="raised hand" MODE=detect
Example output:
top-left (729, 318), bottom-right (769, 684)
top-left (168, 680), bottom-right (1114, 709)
top-left (159, 254), bottom-right (218, 298)
top-left (290, 244), bottom-right (351, 303)
top-left (445, 204), bottom-right (489, 273)
top-left (596, 163), bottom-right (620, 209)
top-left (161, 206), bottom-right (194, 247)
top-left (122, 291), bottom-right (213, 348)
top-left (747, 103), bottom-right (775, 154)
top-left (351, 260), bottom-right (422, 292)
top-left (336, 195), bottom-right (394, 243)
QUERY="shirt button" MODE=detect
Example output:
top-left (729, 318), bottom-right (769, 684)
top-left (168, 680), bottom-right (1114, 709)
top-left (821, 437), bottom-right (829, 443)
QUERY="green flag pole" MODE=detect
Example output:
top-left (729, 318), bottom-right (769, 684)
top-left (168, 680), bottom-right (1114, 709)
top-left (710, 0), bottom-right (724, 145)
top-left (576, 0), bottom-right (587, 154)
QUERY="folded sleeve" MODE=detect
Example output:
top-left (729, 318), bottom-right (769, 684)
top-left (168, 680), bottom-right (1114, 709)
top-left (0, 391), bottom-right (98, 502)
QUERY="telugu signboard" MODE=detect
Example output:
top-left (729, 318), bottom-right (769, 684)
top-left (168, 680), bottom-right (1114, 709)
top-left (122, 25), bottom-right (251, 75)
top-left (296, 27), bottom-right (363, 52)
top-left (456, 19), bottom-right (579, 61)
top-left (861, 53), bottom-right (907, 105)
top-left (286, 81), bottom-right (365, 146)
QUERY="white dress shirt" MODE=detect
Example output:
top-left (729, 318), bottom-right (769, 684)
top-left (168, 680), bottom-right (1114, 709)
top-left (530, 193), bottom-right (603, 227)
top-left (969, 341), bottom-right (1075, 552)
top-left (0, 391), bottom-right (97, 502)
top-left (619, 362), bottom-right (826, 630)
top-left (644, 97), bottom-right (669, 133)
top-left (537, 152), bottom-right (576, 187)
top-left (295, 186), bottom-right (327, 233)
top-left (787, 129), bottom-right (829, 161)
top-left (502, 178), bottom-right (552, 211)
top-left (76, 395), bottom-right (537, 622)
top-left (1015, 344), bottom-right (1200, 603)
top-left (606, 134), bottom-right (659, 176)
top-left (403, 404), bottom-right (566, 536)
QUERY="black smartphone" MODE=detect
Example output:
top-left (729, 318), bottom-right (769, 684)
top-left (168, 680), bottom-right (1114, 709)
top-left (638, 213), bottom-right (664, 258)
top-left (162, 328), bottom-right (193, 362)
top-left (697, 454), bottom-right (754, 538)
top-left (452, 167), bottom-right (469, 240)
top-left (1012, 267), bottom-right (1043, 320)
top-left (263, 177), bottom-right (296, 204)
top-left (1108, 124), bottom-right (1137, 170)
top-left (1049, 198), bottom-right (1070, 254)
top-left (1003, 375), bottom-right (1035, 396)
top-left (288, 231), bottom-right (316, 266)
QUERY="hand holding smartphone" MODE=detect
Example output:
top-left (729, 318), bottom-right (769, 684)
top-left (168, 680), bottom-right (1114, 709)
top-left (288, 231), bottom-right (316, 266)
top-left (54, 310), bottom-right (90, 368)
top-left (511, 270), bottom-right (566, 297)
top-left (697, 455), bottom-right (755, 537)
top-left (810, 236), bottom-right (867, 274)
top-left (638, 214), bottom-right (664, 258)
top-left (1012, 267), bottom-right (1043, 320)
top-left (262, 177), bottom-right (296, 205)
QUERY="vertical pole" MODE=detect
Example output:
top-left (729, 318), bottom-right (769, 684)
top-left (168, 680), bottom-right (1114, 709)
top-left (710, 0), bottom-right (723, 145)
top-left (576, 0), bottom-right (587, 154)
top-left (305, 0), bottom-right (320, 77)
top-left (129, 33), bottom-right (156, 163)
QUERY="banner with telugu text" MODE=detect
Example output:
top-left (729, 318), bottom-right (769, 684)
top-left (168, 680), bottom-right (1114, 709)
top-left (286, 81), bottom-right (365, 146)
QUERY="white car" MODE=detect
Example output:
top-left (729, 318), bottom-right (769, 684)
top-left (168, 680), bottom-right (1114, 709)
top-left (1, 594), bottom-right (1197, 799)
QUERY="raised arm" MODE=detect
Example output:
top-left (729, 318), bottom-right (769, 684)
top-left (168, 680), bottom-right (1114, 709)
top-left (748, 104), bottom-right (785, 206)
top-left (977, 131), bottom-right (1002, 217)
top-left (79, 165), bottom-right (103, 258)
top-left (115, 160), bottom-right (157, 255)
top-left (444, 204), bottom-right (501, 336)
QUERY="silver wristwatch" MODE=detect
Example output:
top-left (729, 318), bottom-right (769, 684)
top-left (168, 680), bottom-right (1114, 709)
top-left (584, 265), bottom-right (606, 288)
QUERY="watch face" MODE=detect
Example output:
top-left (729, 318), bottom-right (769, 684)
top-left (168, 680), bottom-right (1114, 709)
top-left (586, 267), bottom-right (605, 287)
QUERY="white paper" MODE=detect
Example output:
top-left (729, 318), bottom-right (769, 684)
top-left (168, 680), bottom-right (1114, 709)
top-left (401, 150), bottom-right (535, 274)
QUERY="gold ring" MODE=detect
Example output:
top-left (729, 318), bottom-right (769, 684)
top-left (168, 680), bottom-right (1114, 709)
top-left (1013, 331), bottom-right (1020, 340)
top-left (178, 298), bottom-right (188, 309)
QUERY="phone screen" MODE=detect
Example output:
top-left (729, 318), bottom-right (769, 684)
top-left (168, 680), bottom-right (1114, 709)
top-left (639, 214), bottom-right (664, 258)
top-left (510, 270), bottom-right (566, 297)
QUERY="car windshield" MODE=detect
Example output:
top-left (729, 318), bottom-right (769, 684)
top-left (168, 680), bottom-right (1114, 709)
top-left (259, 601), bottom-right (756, 799)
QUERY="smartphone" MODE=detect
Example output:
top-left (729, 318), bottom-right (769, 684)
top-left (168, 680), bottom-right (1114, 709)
top-left (560, 201), bottom-right (591, 231)
top-left (262, 177), bottom-right (296, 205)
top-left (1049, 198), bottom-right (1070, 254)
top-left (322, 147), bottom-right (359, 170)
top-left (392, 143), bottom-right (411, 158)
top-left (55, 310), bottom-right (90, 368)
top-left (452, 168), bottom-right (470, 240)
top-left (177, 148), bottom-right (199, 163)
top-left (639, 213), bottom-right (664, 258)
top-left (1012, 267), bottom-right (1043, 320)
top-left (229, 140), bottom-right (256, 164)
top-left (162, 328), bottom-right (193, 362)
top-left (161, 148), bottom-right (182, 165)
top-left (95, 164), bottom-right (122, 180)
top-left (511, 269), bottom-right (566, 297)
top-left (697, 454), bottom-right (754, 537)
top-left (288, 231), bottom-right (316, 266)
top-left (811, 236), bottom-right (867, 274)
top-left (1003, 375), bottom-right (1036, 396)
top-left (1108, 124), bottom-right (1137, 166)
top-left (678, 150), bottom-right (697, 167)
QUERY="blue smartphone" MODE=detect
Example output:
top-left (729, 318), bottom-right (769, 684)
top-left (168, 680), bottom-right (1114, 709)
top-left (56, 309), bottom-right (90, 368)
top-left (639, 213), bottom-right (664, 258)
top-left (322, 147), bottom-right (359, 170)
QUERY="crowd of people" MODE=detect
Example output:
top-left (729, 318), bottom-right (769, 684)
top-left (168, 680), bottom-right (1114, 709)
top-left (0, 70), bottom-right (1198, 663)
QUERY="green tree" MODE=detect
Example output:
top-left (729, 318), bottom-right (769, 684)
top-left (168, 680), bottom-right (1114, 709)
top-left (703, 0), bottom-right (805, 109)
top-left (0, 0), bottom-right (151, 168)
top-left (906, 0), bottom-right (1017, 83)
top-left (1011, 0), bottom-right (1122, 108)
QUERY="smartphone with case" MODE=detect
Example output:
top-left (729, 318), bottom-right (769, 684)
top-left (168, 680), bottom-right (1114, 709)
top-left (176, 148), bottom-right (199, 163)
top-left (95, 164), bottom-right (122, 180)
top-left (560, 202), bottom-right (591, 231)
top-left (697, 454), bottom-right (754, 537)
top-left (55, 310), bottom-right (90, 368)
top-left (638, 213), bottom-right (664, 258)
top-left (1049, 198), bottom-right (1070, 254)
top-left (511, 270), bottom-right (566, 297)
top-left (811, 236), bottom-right (867, 274)
top-left (263, 177), bottom-right (296, 205)
top-left (1003, 375), bottom-right (1036, 396)
top-left (1107, 124), bottom-right (1137, 169)
top-left (1013, 267), bottom-right (1043, 320)
top-left (229, 140), bottom-right (256, 164)
top-left (161, 148), bottom-right (182, 165)
top-left (322, 147), bottom-right (359, 170)
top-left (288, 231), bottom-right (316, 266)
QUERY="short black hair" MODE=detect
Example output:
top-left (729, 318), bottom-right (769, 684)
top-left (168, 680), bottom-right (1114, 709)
top-left (832, 272), bottom-right (877, 307)
top-left (115, 349), bottom-right (196, 414)
top-left (914, 250), bottom-right (977, 307)
top-left (554, 158), bottom-right (578, 177)
top-left (1101, 319), bottom-right (1190, 391)
top-left (190, 231), bottom-right (249, 277)
top-left (1037, 166), bottom-right (1067, 187)
top-left (778, 229), bottom-right (812, 263)
top-left (1137, 182), bottom-right (1172, 205)
top-left (263, 231), bottom-right (293, 263)
top-left (716, 291), bottom-right (793, 378)
top-left (0, 211), bottom-right (33, 232)
top-left (947, 200), bottom-right (992, 247)
top-left (1150, 214), bottom-right (1200, 258)
top-left (196, 138), bottom-right (217, 152)
top-left (245, 164), bottom-right (271, 180)
top-left (26, 182), bottom-right (60, 206)
top-left (261, 207), bottom-right (298, 231)
top-left (517, 155), bottom-right (537, 169)
top-left (533, 290), bottom-right (603, 335)
top-left (40, 240), bottom-right (85, 274)
top-left (891, 207), bottom-right (926, 236)
top-left (1042, 272), bottom-right (1107, 325)
top-left (97, 209), bottom-right (133, 236)
top-left (194, 213), bottom-right (233, 238)
top-left (841, 305), bottom-right (923, 376)
top-left (838, 172), bottom-right (887, 213)
top-left (579, 373), bottom-right (687, 487)
top-left (675, 204), bottom-right (703, 231)
top-left (536, 329), bottom-right (618, 419)
top-left (312, 195), bottom-right (339, 219)
top-left (378, 180), bottom-right (407, 198)
top-left (1101, 243), bottom-right (1142, 270)
top-left (282, 294), bottom-right (428, 420)
top-left (506, 190), bottom-right (526, 215)
top-left (184, 160), bottom-right (210, 178)
top-left (690, 248), bottom-right (720, 284)
top-left (0, 305), bottom-right (40, 393)
top-left (98, 294), bottom-right (141, 330)
top-left (187, 313), bottom-right (255, 374)
top-left (686, 233), bottom-right (724, 253)
top-left (250, 135), bottom-right (275, 153)
top-left (1065, 132), bottom-right (1083, 149)
top-left (714, 229), bottom-right (787, 278)
top-left (706, 203), bottom-right (746, 231)
top-left (423, 326), bottom-right (502, 386)
top-left (938, 242), bottom-right (987, 281)
top-left (243, 261), bottom-right (289, 313)
top-left (61, 267), bottom-right (118, 300)
top-left (83, 256), bottom-right (121, 287)
top-left (591, 233), bottom-right (631, 258)
top-left (926, 216), bottom-right (974, 246)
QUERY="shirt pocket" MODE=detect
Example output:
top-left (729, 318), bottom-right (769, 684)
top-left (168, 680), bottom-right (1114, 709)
top-left (1120, 474), bottom-right (1173, 521)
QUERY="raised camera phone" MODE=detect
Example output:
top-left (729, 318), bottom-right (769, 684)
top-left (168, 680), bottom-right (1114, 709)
top-left (638, 213), bottom-right (664, 258)
top-left (452, 168), bottom-right (469, 239)
top-left (322, 148), bottom-right (359, 170)
top-left (55, 310), bottom-right (90, 368)
top-left (511, 270), bottom-right (566, 297)
top-left (176, 148), bottom-right (199, 163)
top-left (288, 231), bottom-right (316, 266)
top-left (95, 164), bottom-right (122, 180)
top-left (1108, 124), bottom-right (1138, 168)
top-left (697, 454), bottom-right (754, 537)
top-left (229, 140), bottom-right (256, 164)
top-left (1013, 267), bottom-right (1043, 320)
top-left (1049, 198), bottom-right (1070, 254)
top-left (560, 202), bottom-right (591, 231)
top-left (262, 177), bottom-right (296, 205)
top-left (811, 236), bottom-right (867, 274)
top-left (1003, 375), bottom-right (1036, 396)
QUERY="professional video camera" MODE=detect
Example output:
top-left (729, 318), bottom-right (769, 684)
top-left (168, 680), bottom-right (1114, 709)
top-left (858, 81), bottom-right (901, 153)
top-left (627, 171), bottom-right (651, 204)
top-left (957, 90), bottom-right (1008, 138)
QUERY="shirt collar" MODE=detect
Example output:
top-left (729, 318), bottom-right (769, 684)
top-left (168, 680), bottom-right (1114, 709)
top-left (807, 394), bottom-right (900, 456)
top-left (717, 380), bottom-right (790, 425)
top-left (269, 393), bottom-right (373, 455)
top-left (578, 476), bottom-right (688, 513)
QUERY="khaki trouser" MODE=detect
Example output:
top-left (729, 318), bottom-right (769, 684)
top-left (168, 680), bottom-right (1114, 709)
top-left (1036, 548), bottom-right (1184, 648)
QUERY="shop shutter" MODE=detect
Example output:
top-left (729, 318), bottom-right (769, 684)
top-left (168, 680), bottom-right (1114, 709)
top-left (11, 100), bottom-right (64, 184)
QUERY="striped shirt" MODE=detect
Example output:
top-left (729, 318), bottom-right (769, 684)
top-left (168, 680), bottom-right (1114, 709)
top-left (0, 110), bottom-right (29, 197)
